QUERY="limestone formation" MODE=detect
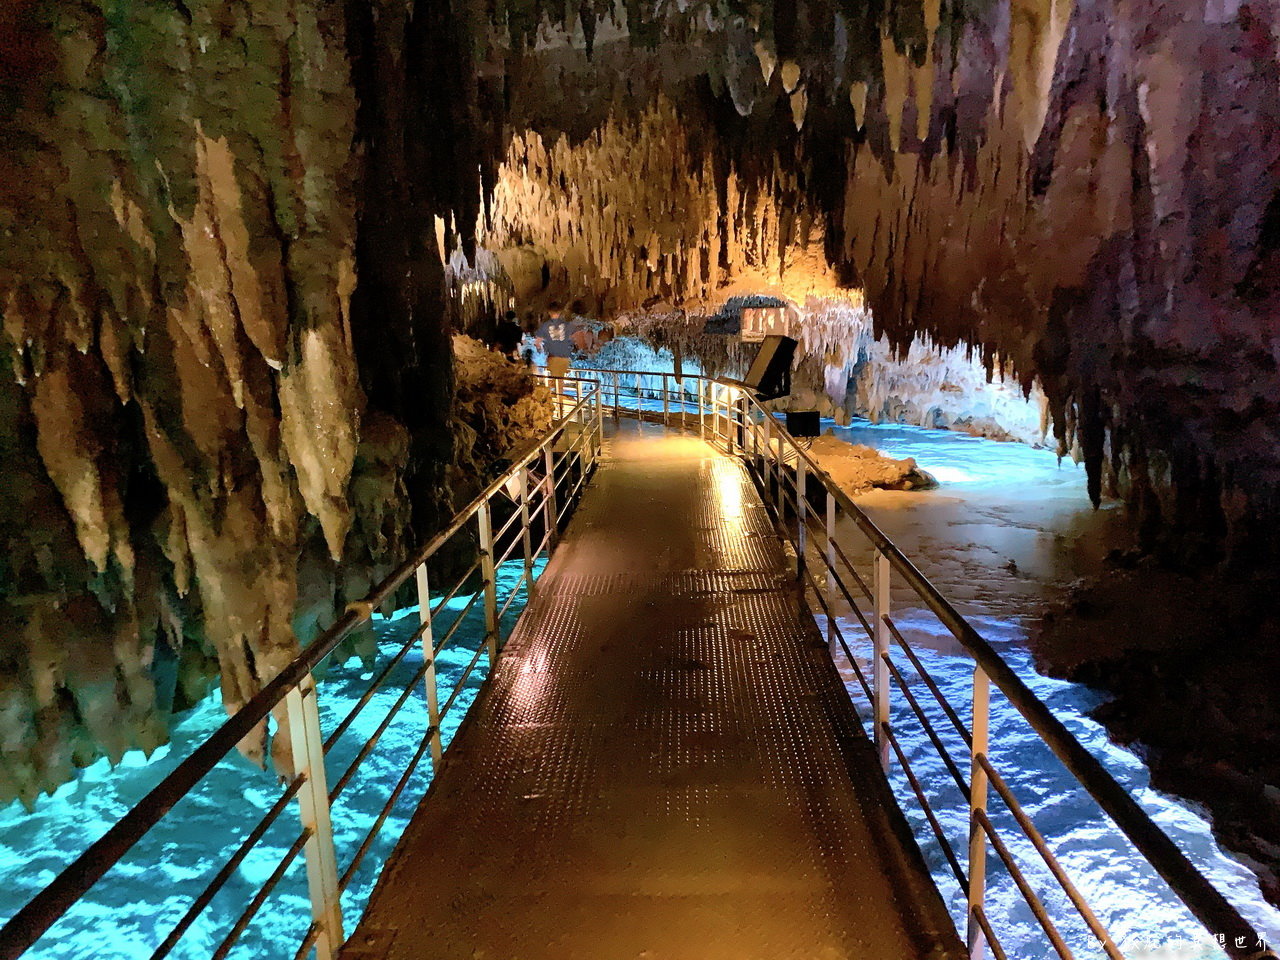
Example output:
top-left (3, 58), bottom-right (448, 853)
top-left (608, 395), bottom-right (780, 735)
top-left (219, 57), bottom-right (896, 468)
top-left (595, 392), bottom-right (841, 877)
top-left (1, 6), bottom-right (1278, 908)
top-left (806, 434), bottom-right (939, 495)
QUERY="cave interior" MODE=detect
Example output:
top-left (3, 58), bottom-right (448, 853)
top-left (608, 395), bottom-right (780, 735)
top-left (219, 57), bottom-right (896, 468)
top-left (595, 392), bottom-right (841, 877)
top-left (2, 0), bottom-right (1280, 952)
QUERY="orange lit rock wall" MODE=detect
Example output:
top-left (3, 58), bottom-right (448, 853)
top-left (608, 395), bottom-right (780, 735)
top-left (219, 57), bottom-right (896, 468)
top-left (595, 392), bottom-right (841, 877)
top-left (484, 0), bottom-right (1280, 563)
top-left (0, 0), bottom-right (533, 803)
top-left (0, 2), bottom-right (373, 800)
top-left (3, 0), bottom-right (1279, 805)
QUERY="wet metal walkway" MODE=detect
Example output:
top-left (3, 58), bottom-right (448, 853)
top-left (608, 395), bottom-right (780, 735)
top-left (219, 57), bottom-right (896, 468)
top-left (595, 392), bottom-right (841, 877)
top-left (342, 425), bottom-right (964, 960)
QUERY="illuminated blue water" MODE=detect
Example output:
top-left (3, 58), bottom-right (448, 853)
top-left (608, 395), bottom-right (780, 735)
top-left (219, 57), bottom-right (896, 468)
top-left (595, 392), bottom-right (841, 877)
top-left (2, 412), bottom-right (1276, 960)
top-left (0, 559), bottom-right (543, 959)
top-left (817, 417), bottom-right (1280, 960)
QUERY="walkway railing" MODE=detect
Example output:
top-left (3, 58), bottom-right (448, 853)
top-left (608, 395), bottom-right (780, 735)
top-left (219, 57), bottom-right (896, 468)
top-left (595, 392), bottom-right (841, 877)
top-left (564, 365), bottom-right (1275, 960)
top-left (0, 384), bottom-right (605, 960)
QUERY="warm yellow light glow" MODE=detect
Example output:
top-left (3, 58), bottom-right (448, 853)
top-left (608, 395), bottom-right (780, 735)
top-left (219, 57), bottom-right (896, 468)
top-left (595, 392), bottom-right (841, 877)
top-left (715, 464), bottom-right (745, 527)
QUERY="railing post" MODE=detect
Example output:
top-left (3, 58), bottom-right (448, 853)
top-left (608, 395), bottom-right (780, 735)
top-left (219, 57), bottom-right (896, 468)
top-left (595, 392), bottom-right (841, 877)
top-left (612, 371), bottom-right (620, 423)
top-left (873, 550), bottom-right (891, 771)
top-left (773, 421), bottom-right (785, 518)
top-left (518, 467), bottom-right (534, 590)
top-left (729, 390), bottom-right (736, 452)
top-left (662, 373), bottom-right (669, 425)
top-left (795, 455), bottom-right (807, 580)
top-left (285, 677), bottom-right (343, 960)
top-left (595, 385), bottom-right (604, 459)
top-left (728, 394), bottom-right (735, 452)
top-left (968, 666), bottom-right (992, 960)
top-left (477, 500), bottom-right (499, 664)
top-left (750, 411), bottom-right (759, 477)
top-left (718, 384), bottom-right (726, 446)
top-left (698, 378), bottom-right (706, 439)
top-left (415, 563), bottom-right (443, 767)
top-left (543, 445), bottom-right (559, 550)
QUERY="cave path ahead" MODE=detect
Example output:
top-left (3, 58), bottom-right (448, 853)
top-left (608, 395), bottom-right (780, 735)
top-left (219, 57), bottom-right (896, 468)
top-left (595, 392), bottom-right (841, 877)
top-left (340, 424), bottom-right (964, 960)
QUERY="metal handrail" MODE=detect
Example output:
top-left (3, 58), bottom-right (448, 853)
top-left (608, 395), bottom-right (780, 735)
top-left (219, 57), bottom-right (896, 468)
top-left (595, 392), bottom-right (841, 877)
top-left (9, 364), bottom-right (1270, 960)
top-left (568, 365), bottom-right (1275, 960)
top-left (0, 381), bottom-right (605, 960)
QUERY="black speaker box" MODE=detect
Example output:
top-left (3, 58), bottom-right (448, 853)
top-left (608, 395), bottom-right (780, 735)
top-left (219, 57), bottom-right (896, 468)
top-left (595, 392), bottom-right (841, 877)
top-left (742, 335), bottom-right (796, 400)
top-left (786, 411), bottom-right (821, 437)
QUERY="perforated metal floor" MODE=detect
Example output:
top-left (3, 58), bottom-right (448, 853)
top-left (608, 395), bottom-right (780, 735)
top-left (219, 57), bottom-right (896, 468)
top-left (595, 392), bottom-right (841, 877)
top-left (342, 425), bottom-right (963, 960)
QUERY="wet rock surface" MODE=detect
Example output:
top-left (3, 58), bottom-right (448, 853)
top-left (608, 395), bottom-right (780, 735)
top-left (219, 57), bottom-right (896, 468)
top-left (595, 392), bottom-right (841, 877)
top-left (806, 433), bottom-right (939, 494)
top-left (1035, 563), bottom-right (1280, 909)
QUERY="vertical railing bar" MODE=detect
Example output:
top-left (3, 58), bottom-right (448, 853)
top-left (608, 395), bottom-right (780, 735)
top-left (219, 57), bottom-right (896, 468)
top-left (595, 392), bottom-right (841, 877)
top-left (477, 501), bottom-right (499, 665)
top-left (968, 666), bottom-right (992, 960)
top-left (873, 550), bottom-right (891, 771)
top-left (698, 377), bottom-right (706, 439)
top-left (971, 905), bottom-right (1011, 960)
top-left (416, 563), bottom-right (443, 768)
top-left (284, 678), bottom-right (342, 960)
top-left (825, 492), bottom-right (837, 652)
top-left (518, 468), bottom-right (534, 593)
top-left (796, 454), bottom-right (807, 581)
top-left (543, 445), bottom-right (558, 550)
top-left (595, 384), bottom-right (604, 459)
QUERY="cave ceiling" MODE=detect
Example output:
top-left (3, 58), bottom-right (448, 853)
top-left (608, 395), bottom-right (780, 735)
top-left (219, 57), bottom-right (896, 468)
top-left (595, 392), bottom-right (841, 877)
top-left (0, 0), bottom-right (1276, 802)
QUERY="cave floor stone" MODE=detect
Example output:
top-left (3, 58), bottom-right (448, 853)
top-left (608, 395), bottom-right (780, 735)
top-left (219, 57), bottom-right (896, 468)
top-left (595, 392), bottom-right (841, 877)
top-left (341, 423), bottom-right (964, 960)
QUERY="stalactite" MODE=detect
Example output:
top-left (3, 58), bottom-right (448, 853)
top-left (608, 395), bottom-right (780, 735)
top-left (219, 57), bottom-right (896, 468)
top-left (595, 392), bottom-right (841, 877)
top-left (482, 97), bottom-right (837, 314)
top-left (482, 0), bottom-right (1280, 569)
top-left (0, 0), bottom-right (487, 800)
top-left (3, 0), bottom-right (1278, 816)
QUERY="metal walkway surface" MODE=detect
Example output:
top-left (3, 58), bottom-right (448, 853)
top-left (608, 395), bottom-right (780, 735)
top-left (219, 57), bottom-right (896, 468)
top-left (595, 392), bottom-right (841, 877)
top-left (341, 425), bottom-right (964, 960)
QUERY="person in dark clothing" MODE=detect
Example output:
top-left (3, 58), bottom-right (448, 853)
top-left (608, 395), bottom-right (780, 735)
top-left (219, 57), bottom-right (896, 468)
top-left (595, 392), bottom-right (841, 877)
top-left (493, 310), bottom-right (523, 360)
top-left (536, 301), bottom-right (578, 379)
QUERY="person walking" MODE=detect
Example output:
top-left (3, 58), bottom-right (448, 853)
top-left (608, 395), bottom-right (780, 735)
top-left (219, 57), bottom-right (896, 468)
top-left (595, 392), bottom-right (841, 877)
top-left (536, 301), bottom-right (577, 379)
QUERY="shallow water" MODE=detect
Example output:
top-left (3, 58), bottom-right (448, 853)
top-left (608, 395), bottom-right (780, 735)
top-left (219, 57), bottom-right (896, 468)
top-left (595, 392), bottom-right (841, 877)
top-left (2, 414), bottom-right (1276, 959)
top-left (0, 559), bottom-right (543, 959)
top-left (818, 417), bottom-right (1280, 959)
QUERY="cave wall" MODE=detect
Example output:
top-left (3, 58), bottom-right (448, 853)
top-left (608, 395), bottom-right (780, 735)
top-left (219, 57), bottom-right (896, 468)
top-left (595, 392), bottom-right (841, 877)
top-left (0, 0), bottom-right (373, 801)
top-left (2, 0), bottom-right (1278, 803)
top-left (478, 0), bottom-right (1280, 563)
top-left (0, 0), bottom-right (509, 804)
top-left (836, 0), bottom-right (1280, 563)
